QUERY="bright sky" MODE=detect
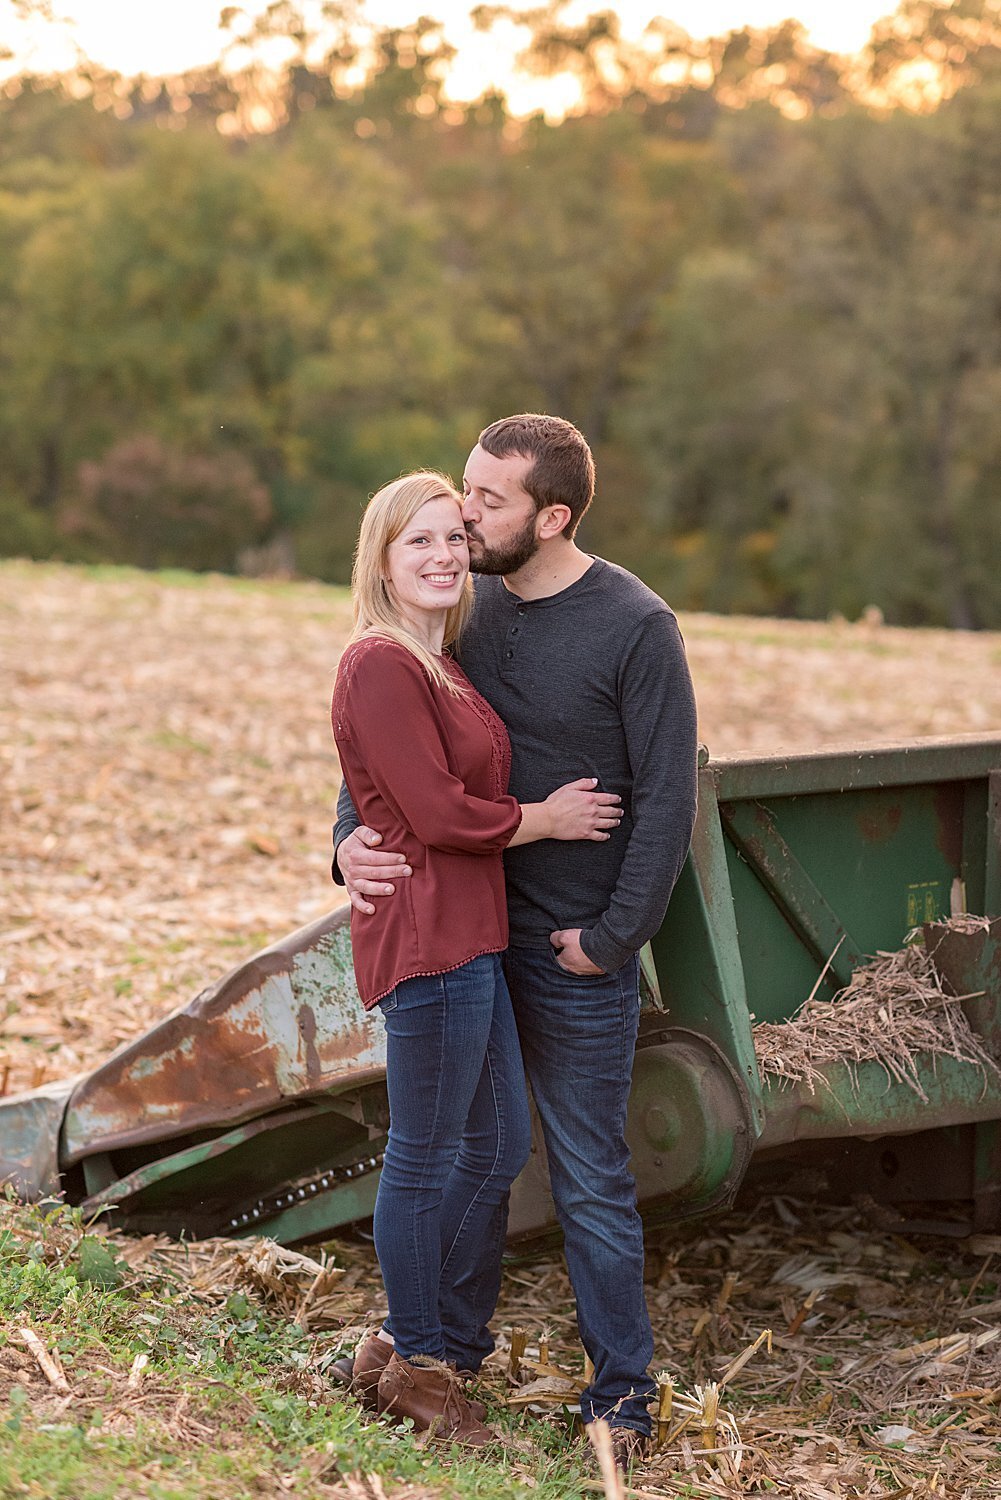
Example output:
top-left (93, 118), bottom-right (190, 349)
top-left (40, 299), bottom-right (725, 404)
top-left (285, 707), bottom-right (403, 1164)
top-left (1, 0), bottom-right (902, 111)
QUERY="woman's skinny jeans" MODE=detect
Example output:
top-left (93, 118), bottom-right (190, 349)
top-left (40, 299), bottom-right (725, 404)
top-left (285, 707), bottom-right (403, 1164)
top-left (373, 952), bottom-right (531, 1365)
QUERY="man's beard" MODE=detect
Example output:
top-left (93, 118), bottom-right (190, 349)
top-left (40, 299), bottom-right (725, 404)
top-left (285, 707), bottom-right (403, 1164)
top-left (466, 513), bottom-right (539, 575)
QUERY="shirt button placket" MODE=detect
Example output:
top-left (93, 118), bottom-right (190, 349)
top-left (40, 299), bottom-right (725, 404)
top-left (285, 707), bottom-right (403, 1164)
top-left (504, 604), bottom-right (527, 667)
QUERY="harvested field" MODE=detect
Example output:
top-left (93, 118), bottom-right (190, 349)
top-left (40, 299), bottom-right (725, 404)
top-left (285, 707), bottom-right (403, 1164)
top-left (3, 560), bottom-right (1001, 1498)
top-left (4, 560), bottom-right (1001, 1100)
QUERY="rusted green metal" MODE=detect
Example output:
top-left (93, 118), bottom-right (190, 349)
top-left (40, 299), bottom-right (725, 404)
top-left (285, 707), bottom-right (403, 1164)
top-left (625, 1030), bottom-right (755, 1214)
top-left (758, 1056), bottom-right (1001, 1147)
top-left (719, 799), bottom-right (867, 987)
top-left (986, 771), bottom-right (1001, 919)
top-left (649, 758), bottom-right (763, 1130)
top-left (1, 733), bottom-right (999, 1243)
top-left (924, 917), bottom-right (1001, 1052)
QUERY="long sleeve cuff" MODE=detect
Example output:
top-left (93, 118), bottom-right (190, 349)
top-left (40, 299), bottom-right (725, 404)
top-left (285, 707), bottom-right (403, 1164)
top-left (578, 924), bottom-right (634, 976)
top-left (330, 824), bottom-right (347, 886)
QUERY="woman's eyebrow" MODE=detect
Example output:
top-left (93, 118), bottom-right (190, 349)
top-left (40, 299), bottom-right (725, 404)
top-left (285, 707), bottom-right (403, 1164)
top-left (398, 522), bottom-right (461, 540)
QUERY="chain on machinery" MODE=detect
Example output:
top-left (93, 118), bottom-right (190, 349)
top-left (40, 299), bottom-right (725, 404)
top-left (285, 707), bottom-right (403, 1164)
top-left (227, 1149), bottom-right (385, 1231)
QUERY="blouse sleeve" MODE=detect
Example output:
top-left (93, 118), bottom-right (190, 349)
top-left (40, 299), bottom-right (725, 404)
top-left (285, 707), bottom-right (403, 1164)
top-left (335, 644), bottom-right (522, 855)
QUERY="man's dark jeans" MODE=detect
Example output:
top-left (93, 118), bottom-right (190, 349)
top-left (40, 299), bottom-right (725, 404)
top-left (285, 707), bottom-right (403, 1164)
top-left (503, 946), bottom-right (655, 1435)
top-left (374, 953), bottom-right (531, 1363)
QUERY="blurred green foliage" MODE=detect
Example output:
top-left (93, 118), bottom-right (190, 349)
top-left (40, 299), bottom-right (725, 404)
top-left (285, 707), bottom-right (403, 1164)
top-left (1, 0), bottom-right (999, 624)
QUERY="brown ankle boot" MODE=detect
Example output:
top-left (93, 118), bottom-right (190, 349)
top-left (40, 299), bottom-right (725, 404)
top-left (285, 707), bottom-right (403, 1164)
top-left (331, 1332), bottom-right (393, 1410)
top-left (448, 1364), bottom-right (487, 1422)
top-left (377, 1352), bottom-right (495, 1447)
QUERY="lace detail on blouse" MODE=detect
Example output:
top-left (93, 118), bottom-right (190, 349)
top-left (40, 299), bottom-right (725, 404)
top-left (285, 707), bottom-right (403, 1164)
top-left (333, 639), bottom-right (512, 799)
top-left (442, 654), bottom-right (512, 800)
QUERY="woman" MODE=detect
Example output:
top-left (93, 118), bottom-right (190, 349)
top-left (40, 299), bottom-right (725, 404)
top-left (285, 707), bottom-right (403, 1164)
top-left (331, 472), bottom-right (620, 1445)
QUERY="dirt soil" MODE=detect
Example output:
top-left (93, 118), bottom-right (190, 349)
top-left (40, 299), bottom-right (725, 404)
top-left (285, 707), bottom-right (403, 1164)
top-left (3, 559), bottom-right (1001, 1096)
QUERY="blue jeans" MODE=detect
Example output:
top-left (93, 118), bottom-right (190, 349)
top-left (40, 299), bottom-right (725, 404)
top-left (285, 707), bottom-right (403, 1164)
top-left (374, 953), bottom-right (531, 1364)
top-left (504, 946), bottom-right (654, 1434)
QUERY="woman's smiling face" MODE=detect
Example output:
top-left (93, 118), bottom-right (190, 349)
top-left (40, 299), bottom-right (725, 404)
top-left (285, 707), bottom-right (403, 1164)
top-left (384, 496), bottom-right (470, 634)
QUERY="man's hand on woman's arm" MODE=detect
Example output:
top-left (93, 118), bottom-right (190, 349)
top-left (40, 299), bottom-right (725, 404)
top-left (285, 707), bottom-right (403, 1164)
top-left (335, 827), bottom-right (411, 915)
top-left (335, 773), bottom-right (620, 913)
top-left (332, 783), bottom-right (409, 916)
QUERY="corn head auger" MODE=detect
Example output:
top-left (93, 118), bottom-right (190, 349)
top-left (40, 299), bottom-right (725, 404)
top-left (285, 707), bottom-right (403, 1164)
top-left (3, 735), bottom-right (1001, 1243)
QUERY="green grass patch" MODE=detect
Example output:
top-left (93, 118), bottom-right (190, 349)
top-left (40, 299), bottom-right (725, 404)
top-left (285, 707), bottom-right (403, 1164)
top-left (0, 1201), bottom-right (594, 1500)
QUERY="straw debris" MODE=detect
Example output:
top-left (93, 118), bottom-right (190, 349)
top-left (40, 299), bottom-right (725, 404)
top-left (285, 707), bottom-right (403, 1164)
top-left (753, 926), bottom-right (1000, 1100)
top-left (4, 1191), bottom-right (1001, 1496)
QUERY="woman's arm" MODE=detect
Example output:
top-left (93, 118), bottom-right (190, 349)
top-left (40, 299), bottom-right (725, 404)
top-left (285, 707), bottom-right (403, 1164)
top-left (510, 779), bottom-right (621, 846)
top-left (335, 644), bottom-right (620, 854)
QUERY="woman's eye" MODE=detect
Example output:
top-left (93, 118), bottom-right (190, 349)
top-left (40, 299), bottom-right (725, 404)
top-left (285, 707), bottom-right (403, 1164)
top-left (450, 532), bottom-right (467, 543)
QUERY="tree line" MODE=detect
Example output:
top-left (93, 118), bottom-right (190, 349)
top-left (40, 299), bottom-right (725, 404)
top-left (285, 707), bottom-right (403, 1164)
top-left (2, 0), bottom-right (1000, 626)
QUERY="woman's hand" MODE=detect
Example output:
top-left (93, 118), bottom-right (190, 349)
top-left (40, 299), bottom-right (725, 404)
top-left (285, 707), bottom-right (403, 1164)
top-left (543, 778), bottom-right (622, 841)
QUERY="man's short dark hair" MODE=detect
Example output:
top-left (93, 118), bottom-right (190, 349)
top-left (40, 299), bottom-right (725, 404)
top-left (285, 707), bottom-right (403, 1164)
top-left (478, 413), bottom-right (595, 537)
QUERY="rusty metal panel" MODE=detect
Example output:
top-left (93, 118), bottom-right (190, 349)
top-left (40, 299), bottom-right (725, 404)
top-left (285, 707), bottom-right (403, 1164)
top-left (2, 732), bottom-right (998, 1242)
top-left (62, 907), bottom-right (386, 1162)
top-left (0, 1078), bottom-right (77, 1199)
top-left (924, 918), bottom-right (1001, 1054)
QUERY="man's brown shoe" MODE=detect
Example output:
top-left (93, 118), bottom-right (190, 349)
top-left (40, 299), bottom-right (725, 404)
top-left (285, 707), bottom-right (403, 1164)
top-left (329, 1332), bottom-right (393, 1410)
top-left (377, 1352), bottom-right (495, 1447)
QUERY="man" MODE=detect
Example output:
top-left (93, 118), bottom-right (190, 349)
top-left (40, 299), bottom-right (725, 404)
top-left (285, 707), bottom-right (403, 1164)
top-left (334, 414), bottom-right (697, 1464)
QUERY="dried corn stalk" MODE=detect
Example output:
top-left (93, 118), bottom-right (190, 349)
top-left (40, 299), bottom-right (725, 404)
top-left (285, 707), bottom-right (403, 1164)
top-left (661, 1380), bottom-right (743, 1474)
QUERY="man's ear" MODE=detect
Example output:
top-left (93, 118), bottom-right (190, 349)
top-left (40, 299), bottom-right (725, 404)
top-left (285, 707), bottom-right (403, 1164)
top-left (537, 504), bottom-right (573, 541)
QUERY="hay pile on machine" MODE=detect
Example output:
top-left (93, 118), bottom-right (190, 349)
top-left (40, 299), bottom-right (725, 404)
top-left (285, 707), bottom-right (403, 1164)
top-left (3, 737), bottom-right (1000, 1243)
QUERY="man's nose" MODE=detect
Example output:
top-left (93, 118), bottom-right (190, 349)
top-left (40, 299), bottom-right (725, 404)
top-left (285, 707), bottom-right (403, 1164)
top-left (461, 493), bottom-right (478, 521)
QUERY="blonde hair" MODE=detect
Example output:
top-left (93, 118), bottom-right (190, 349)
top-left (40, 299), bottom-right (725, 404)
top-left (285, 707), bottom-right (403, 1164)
top-left (348, 471), bottom-right (474, 694)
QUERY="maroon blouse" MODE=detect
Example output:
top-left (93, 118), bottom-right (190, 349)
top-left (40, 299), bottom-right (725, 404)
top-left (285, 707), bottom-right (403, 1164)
top-left (331, 636), bottom-right (522, 1007)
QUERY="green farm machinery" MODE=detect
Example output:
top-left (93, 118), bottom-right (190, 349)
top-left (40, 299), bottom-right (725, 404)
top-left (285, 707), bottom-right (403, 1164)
top-left (3, 735), bottom-right (1000, 1242)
